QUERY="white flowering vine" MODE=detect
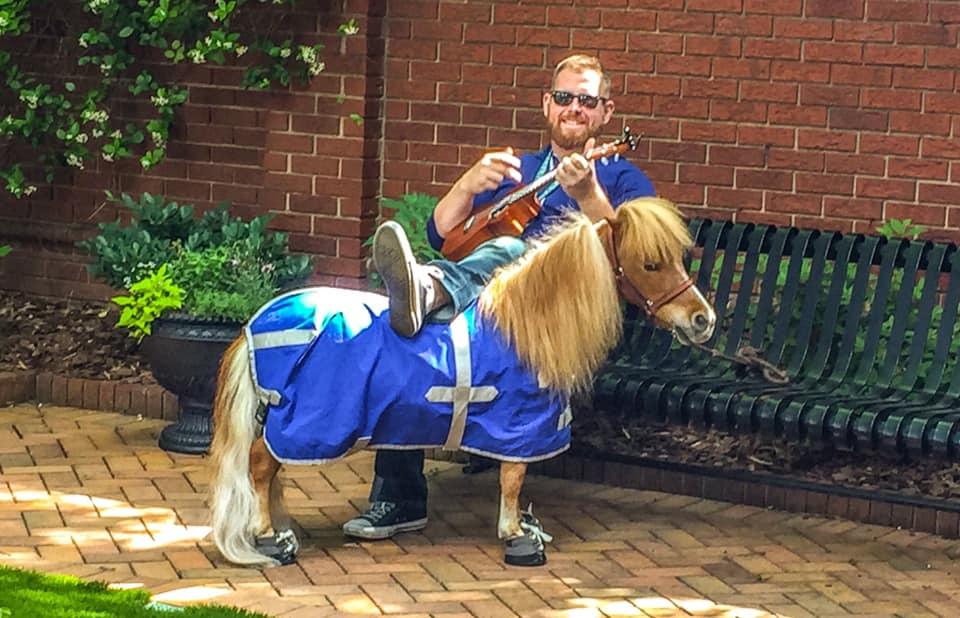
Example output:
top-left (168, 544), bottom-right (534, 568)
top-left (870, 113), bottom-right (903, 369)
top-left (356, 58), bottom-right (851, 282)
top-left (0, 0), bottom-right (359, 197)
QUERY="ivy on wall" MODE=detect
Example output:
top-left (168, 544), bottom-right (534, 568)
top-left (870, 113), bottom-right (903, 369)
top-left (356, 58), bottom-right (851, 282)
top-left (0, 0), bottom-right (357, 198)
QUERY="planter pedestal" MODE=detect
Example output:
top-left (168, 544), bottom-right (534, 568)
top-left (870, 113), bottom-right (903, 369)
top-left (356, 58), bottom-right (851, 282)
top-left (157, 396), bottom-right (217, 454)
top-left (141, 314), bottom-right (242, 455)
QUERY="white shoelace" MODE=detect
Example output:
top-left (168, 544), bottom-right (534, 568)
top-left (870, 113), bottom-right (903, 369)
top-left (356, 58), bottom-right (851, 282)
top-left (519, 503), bottom-right (553, 543)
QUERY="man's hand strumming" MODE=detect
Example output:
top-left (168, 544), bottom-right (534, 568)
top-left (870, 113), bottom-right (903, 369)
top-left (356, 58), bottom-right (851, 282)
top-left (457, 148), bottom-right (523, 195)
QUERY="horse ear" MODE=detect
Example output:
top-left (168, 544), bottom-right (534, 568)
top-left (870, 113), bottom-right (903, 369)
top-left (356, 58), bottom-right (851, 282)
top-left (593, 216), bottom-right (621, 269)
top-left (594, 216), bottom-right (614, 238)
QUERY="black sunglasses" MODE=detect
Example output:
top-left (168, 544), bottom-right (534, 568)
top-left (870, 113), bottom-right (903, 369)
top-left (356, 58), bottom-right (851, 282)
top-left (550, 90), bottom-right (607, 109)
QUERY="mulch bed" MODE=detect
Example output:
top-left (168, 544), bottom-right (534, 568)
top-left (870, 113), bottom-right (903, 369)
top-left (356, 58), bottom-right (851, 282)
top-left (4, 289), bottom-right (960, 500)
top-left (0, 290), bottom-right (152, 383)
top-left (572, 403), bottom-right (960, 501)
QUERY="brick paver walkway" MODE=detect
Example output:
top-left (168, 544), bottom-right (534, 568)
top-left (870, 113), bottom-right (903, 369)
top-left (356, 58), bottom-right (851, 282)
top-left (2, 404), bottom-right (960, 617)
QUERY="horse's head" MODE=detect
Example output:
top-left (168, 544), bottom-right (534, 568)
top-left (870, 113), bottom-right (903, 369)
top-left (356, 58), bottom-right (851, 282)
top-left (599, 197), bottom-right (716, 345)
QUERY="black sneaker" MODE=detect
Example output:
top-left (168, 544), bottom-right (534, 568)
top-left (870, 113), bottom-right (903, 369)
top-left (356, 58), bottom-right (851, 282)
top-left (342, 501), bottom-right (428, 540)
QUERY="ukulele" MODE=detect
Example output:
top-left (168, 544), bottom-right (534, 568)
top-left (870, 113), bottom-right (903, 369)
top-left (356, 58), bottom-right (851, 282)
top-left (440, 127), bottom-right (640, 261)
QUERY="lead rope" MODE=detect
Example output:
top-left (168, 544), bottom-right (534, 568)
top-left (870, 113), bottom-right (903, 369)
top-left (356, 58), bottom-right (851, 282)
top-left (690, 341), bottom-right (790, 385)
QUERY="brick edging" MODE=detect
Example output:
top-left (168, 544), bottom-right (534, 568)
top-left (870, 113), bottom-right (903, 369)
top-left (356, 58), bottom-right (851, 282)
top-left (0, 371), bottom-right (36, 404)
top-left (529, 452), bottom-right (960, 539)
top-left (0, 371), bottom-right (178, 421)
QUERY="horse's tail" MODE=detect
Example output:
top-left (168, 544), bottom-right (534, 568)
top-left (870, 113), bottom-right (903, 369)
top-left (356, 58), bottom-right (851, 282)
top-left (208, 335), bottom-right (272, 565)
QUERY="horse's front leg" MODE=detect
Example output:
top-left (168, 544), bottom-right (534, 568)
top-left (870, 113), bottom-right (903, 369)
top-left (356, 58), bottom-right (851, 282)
top-left (250, 437), bottom-right (298, 565)
top-left (498, 462), bottom-right (547, 566)
top-left (498, 462), bottom-right (526, 539)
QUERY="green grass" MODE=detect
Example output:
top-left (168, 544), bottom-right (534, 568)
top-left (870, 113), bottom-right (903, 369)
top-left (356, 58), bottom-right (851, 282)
top-left (0, 565), bottom-right (268, 618)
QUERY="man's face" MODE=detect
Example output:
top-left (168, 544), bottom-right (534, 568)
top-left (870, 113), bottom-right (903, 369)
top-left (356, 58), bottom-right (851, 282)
top-left (542, 68), bottom-right (615, 152)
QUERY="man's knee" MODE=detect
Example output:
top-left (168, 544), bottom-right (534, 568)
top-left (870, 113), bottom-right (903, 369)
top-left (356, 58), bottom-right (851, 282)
top-left (481, 236), bottom-right (527, 262)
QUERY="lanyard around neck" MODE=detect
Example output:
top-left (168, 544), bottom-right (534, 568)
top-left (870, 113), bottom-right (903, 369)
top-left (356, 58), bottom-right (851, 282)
top-left (534, 152), bottom-right (561, 203)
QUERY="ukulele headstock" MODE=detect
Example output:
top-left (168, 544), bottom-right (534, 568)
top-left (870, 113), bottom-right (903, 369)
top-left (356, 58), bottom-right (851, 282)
top-left (618, 126), bottom-right (639, 152)
top-left (588, 126), bottom-right (641, 160)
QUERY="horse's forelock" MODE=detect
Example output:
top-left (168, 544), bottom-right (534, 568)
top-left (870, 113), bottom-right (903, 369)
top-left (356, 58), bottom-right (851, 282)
top-left (616, 197), bottom-right (692, 265)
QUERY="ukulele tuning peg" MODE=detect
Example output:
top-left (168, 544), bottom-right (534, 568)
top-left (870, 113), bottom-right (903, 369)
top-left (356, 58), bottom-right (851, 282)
top-left (622, 126), bottom-right (639, 151)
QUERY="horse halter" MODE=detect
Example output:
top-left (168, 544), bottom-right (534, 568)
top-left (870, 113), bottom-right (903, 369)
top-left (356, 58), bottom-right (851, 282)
top-left (599, 218), bottom-right (694, 321)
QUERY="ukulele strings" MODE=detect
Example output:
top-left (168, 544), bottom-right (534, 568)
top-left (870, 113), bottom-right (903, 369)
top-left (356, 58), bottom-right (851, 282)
top-left (488, 141), bottom-right (623, 217)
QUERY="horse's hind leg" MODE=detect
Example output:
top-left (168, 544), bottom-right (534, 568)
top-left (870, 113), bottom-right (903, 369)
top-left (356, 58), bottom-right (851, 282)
top-left (498, 462), bottom-right (547, 567)
top-left (250, 437), bottom-right (299, 564)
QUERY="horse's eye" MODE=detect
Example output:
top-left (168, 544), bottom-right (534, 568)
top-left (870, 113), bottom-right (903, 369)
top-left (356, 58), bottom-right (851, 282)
top-left (644, 263), bottom-right (660, 272)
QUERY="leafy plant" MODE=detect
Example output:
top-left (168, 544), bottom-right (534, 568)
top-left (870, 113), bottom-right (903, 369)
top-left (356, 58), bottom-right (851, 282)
top-left (877, 218), bottom-right (927, 240)
top-left (0, 2), bottom-right (359, 197)
top-left (77, 191), bottom-right (195, 289)
top-left (379, 192), bottom-right (443, 262)
top-left (170, 243), bottom-right (278, 321)
top-left (0, 245), bottom-right (10, 257)
top-left (79, 191), bottom-right (312, 338)
top-left (112, 263), bottom-right (183, 341)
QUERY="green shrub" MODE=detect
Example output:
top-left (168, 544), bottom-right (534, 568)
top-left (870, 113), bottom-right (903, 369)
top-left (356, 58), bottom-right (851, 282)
top-left (876, 218), bottom-right (926, 241)
top-left (77, 192), bottom-right (195, 289)
top-left (170, 243), bottom-right (279, 321)
top-left (78, 191), bottom-right (312, 338)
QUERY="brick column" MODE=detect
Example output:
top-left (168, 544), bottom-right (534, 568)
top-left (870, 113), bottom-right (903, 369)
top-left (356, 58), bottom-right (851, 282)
top-left (255, 0), bottom-right (387, 288)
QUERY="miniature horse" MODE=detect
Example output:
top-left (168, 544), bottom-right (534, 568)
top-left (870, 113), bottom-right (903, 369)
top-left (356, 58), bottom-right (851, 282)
top-left (208, 197), bottom-right (716, 567)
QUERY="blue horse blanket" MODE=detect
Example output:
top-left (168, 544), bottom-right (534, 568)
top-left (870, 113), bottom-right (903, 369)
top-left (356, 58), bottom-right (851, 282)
top-left (246, 288), bottom-right (572, 464)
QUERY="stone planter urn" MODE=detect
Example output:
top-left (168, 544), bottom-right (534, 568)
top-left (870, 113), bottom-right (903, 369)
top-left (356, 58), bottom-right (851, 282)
top-left (140, 313), bottom-right (242, 455)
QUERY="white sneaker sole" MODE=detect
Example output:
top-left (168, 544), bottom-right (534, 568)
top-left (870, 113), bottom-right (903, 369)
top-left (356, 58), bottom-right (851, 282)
top-left (373, 221), bottom-right (422, 337)
top-left (342, 517), bottom-right (428, 540)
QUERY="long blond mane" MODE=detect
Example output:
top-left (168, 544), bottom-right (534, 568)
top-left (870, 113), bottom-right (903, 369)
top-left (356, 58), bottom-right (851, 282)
top-left (478, 197), bottom-right (692, 396)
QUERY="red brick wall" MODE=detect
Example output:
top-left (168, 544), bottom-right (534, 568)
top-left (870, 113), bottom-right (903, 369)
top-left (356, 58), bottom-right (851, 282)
top-left (382, 0), bottom-right (960, 244)
top-left (2, 0), bottom-right (959, 300)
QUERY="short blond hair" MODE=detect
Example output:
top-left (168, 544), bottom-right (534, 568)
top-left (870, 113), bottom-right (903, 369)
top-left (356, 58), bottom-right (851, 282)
top-left (552, 54), bottom-right (611, 98)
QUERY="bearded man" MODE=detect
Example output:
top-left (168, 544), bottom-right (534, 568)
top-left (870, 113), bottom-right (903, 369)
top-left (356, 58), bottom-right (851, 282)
top-left (343, 53), bottom-right (657, 540)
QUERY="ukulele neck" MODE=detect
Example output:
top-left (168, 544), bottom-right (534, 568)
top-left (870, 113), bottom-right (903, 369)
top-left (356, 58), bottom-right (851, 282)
top-left (489, 142), bottom-right (626, 216)
top-left (490, 168), bottom-right (557, 215)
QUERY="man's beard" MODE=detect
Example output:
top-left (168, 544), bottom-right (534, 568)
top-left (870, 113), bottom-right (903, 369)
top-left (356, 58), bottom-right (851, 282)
top-left (548, 115), bottom-right (602, 151)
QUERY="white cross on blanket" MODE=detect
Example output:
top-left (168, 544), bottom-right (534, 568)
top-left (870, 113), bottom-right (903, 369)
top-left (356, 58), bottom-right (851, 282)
top-left (425, 313), bottom-right (499, 450)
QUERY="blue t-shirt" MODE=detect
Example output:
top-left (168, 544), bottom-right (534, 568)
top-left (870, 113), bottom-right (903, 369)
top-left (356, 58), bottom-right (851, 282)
top-left (427, 144), bottom-right (656, 251)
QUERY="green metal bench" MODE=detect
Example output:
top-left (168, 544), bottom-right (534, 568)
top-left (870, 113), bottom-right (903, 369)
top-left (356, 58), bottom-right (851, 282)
top-left (595, 219), bottom-right (960, 459)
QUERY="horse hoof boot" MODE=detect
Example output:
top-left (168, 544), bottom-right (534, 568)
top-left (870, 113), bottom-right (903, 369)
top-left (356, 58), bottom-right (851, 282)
top-left (503, 505), bottom-right (552, 567)
top-left (256, 529), bottom-right (299, 566)
top-left (504, 533), bottom-right (547, 567)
